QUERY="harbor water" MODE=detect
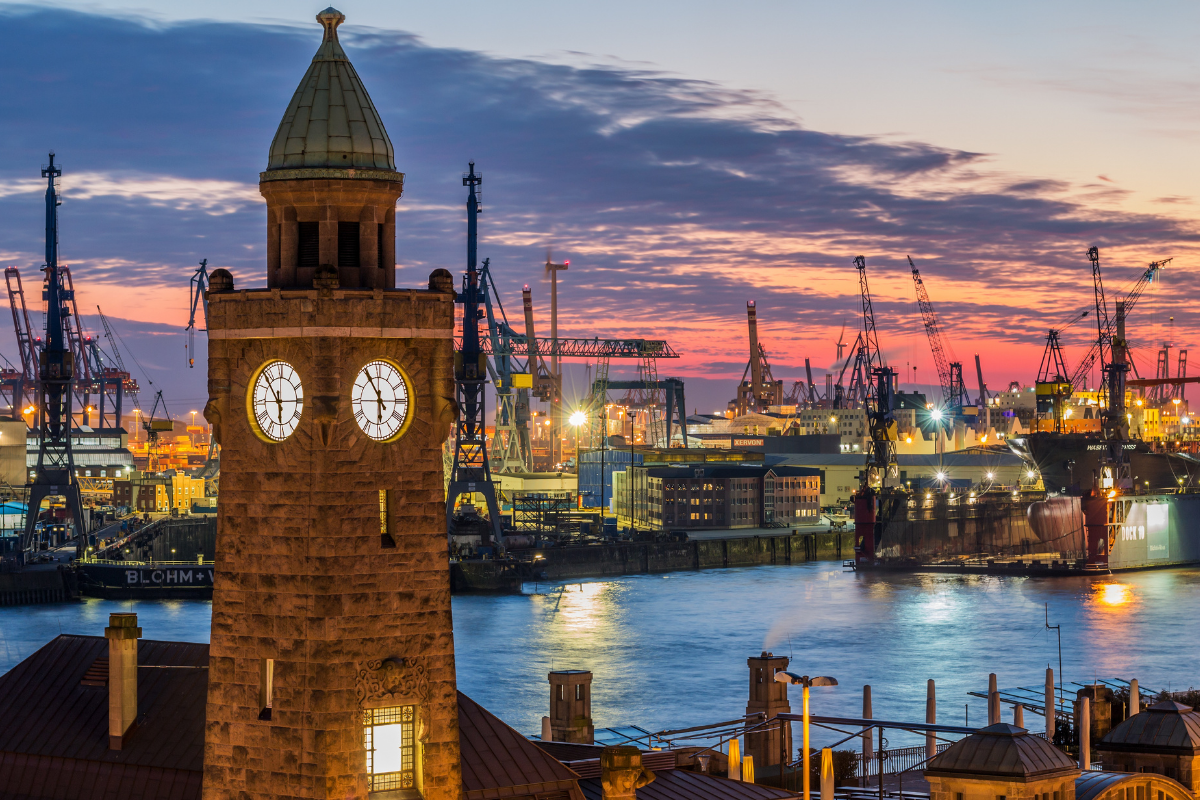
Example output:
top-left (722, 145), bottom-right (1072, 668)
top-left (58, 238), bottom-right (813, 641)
top-left (1, 563), bottom-right (1196, 748)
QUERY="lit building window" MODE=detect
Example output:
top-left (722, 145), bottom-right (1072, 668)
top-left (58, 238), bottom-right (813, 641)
top-left (364, 705), bottom-right (416, 791)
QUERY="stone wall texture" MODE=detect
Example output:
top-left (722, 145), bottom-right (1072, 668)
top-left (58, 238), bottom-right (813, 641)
top-left (201, 285), bottom-right (462, 800)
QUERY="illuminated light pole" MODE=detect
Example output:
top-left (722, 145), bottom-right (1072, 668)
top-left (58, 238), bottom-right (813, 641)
top-left (775, 672), bottom-right (838, 800)
top-left (569, 410), bottom-right (586, 469)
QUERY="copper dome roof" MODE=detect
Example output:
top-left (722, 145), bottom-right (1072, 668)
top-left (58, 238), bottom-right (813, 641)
top-left (265, 8), bottom-right (396, 174)
top-left (925, 723), bottom-right (1079, 780)
top-left (1098, 700), bottom-right (1200, 754)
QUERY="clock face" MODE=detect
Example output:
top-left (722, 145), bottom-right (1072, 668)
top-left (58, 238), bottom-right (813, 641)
top-left (352, 360), bottom-right (411, 442)
top-left (249, 360), bottom-right (304, 442)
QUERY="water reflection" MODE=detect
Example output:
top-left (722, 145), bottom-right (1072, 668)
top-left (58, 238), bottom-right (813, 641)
top-left (1, 564), bottom-right (1196, 748)
top-left (1095, 583), bottom-right (1133, 608)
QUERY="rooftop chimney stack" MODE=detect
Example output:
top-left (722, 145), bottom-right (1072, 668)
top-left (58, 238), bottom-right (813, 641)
top-left (548, 670), bottom-right (594, 744)
top-left (105, 612), bottom-right (141, 750)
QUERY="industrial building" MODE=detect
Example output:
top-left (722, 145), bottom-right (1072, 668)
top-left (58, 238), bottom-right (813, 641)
top-left (612, 464), bottom-right (820, 531)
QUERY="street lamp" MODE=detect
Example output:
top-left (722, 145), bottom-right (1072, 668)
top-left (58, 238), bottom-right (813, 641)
top-left (775, 672), bottom-right (838, 800)
top-left (569, 411), bottom-right (587, 468)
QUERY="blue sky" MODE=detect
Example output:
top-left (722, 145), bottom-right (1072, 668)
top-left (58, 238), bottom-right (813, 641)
top-left (2, 2), bottom-right (1199, 415)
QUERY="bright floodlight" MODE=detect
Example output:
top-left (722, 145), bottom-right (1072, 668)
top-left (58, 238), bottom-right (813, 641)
top-left (569, 411), bottom-right (587, 427)
top-left (936, 471), bottom-right (946, 481)
top-left (986, 472), bottom-right (995, 480)
top-left (1026, 470), bottom-right (1035, 479)
top-left (931, 408), bottom-right (943, 420)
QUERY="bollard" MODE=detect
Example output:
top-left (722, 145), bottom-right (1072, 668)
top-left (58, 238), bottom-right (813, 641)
top-left (821, 747), bottom-right (835, 800)
top-left (1079, 697), bottom-right (1091, 770)
top-left (926, 679), bottom-right (936, 761)
top-left (742, 755), bottom-right (755, 784)
top-left (1130, 678), bottom-right (1140, 717)
top-left (862, 685), bottom-right (873, 768)
top-left (1013, 704), bottom-right (1024, 729)
top-left (1045, 667), bottom-right (1055, 739)
top-left (988, 673), bottom-right (999, 725)
top-left (728, 738), bottom-right (741, 781)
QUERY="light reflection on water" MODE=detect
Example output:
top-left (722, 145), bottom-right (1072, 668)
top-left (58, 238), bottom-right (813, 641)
top-left (1, 564), bottom-right (1195, 748)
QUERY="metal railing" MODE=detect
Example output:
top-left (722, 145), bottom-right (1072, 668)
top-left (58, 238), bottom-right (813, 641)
top-left (852, 744), bottom-right (950, 778)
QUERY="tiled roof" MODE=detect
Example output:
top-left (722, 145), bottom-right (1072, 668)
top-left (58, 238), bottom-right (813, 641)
top-left (0, 634), bottom-right (588, 800)
top-left (265, 7), bottom-right (396, 172)
top-left (458, 692), bottom-right (586, 800)
top-left (578, 769), bottom-right (798, 800)
top-left (1098, 700), bottom-right (1200, 754)
top-left (925, 723), bottom-right (1078, 780)
top-left (0, 634), bottom-right (209, 799)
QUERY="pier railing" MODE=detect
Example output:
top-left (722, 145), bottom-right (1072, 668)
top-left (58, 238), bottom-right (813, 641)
top-left (852, 744), bottom-right (949, 778)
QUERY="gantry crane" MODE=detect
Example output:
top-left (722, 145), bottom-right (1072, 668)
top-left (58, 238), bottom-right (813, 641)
top-left (1034, 309), bottom-right (1087, 433)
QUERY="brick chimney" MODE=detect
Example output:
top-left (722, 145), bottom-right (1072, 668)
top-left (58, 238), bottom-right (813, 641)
top-left (105, 612), bottom-right (141, 749)
top-left (600, 746), bottom-right (655, 800)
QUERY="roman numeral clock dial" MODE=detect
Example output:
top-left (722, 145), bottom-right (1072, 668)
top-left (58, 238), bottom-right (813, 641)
top-left (352, 360), bottom-right (412, 442)
top-left (249, 360), bottom-right (304, 442)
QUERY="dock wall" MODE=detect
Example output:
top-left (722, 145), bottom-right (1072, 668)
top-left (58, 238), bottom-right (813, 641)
top-left (531, 531), bottom-right (850, 581)
top-left (0, 567), bottom-right (78, 606)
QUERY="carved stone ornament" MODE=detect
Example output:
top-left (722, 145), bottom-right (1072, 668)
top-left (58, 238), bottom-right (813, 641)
top-left (355, 656), bottom-right (430, 706)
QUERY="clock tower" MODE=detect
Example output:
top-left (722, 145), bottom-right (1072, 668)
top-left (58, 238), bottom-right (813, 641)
top-left (202, 8), bottom-right (462, 800)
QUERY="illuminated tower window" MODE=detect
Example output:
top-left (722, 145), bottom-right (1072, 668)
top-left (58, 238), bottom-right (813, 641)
top-left (363, 705), bottom-right (416, 791)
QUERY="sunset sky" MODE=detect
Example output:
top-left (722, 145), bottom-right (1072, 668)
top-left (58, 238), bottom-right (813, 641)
top-left (3, 2), bottom-right (1199, 416)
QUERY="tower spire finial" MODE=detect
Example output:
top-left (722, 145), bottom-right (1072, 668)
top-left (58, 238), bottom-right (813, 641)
top-left (317, 7), bottom-right (344, 42)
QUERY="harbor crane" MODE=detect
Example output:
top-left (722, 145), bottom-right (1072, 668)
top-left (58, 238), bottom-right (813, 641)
top-left (186, 259), bottom-right (210, 368)
top-left (852, 255), bottom-right (899, 568)
top-left (1034, 308), bottom-right (1088, 433)
top-left (24, 153), bottom-right (86, 554)
top-left (735, 301), bottom-right (784, 415)
top-left (909, 256), bottom-right (969, 413)
top-left (1070, 258), bottom-right (1167, 391)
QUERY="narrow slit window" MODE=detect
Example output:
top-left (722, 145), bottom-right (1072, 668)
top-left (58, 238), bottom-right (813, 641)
top-left (575, 684), bottom-right (584, 701)
top-left (298, 222), bottom-right (319, 268)
top-left (258, 658), bottom-right (274, 720)
top-left (377, 223), bottom-right (385, 267)
top-left (380, 490), bottom-right (394, 548)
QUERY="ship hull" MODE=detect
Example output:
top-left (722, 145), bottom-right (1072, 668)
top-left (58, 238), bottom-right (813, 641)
top-left (1009, 433), bottom-right (1200, 494)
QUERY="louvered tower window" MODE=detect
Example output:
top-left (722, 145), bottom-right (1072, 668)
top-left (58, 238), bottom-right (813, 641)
top-left (338, 222), bottom-right (360, 267)
top-left (298, 222), bottom-right (320, 268)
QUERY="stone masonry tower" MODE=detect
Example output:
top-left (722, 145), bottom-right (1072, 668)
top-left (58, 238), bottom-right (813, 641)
top-left (201, 9), bottom-right (462, 800)
top-left (745, 652), bottom-right (792, 769)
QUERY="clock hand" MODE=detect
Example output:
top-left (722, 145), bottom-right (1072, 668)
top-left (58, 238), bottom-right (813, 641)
top-left (368, 374), bottom-right (385, 423)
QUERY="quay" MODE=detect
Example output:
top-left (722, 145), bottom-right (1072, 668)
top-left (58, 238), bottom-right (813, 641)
top-left (451, 528), bottom-right (851, 592)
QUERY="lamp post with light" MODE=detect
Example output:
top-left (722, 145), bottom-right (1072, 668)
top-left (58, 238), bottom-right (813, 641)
top-left (569, 410), bottom-right (586, 470)
top-left (774, 672), bottom-right (838, 800)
